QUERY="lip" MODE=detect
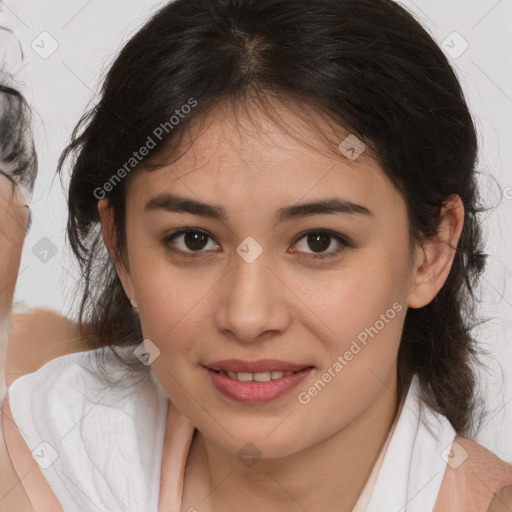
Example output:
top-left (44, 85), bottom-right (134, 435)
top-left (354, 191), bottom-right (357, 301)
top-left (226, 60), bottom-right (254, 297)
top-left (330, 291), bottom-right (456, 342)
top-left (205, 359), bottom-right (310, 373)
top-left (204, 363), bottom-right (314, 404)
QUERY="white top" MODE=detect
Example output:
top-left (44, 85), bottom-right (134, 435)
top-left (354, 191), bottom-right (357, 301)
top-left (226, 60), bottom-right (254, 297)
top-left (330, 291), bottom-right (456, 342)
top-left (8, 347), bottom-right (456, 512)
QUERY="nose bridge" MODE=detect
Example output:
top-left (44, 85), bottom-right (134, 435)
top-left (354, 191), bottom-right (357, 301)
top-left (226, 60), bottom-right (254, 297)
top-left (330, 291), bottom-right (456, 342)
top-left (216, 239), bottom-right (290, 342)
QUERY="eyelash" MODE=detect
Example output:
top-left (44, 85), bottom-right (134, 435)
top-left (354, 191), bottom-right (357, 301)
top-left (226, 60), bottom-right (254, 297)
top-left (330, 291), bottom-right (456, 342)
top-left (161, 228), bottom-right (352, 260)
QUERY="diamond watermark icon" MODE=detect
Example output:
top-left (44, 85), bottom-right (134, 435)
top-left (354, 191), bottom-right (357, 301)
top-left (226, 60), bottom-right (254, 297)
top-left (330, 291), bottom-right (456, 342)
top-left (31, 441), bottom-right (59, 469)
top-left (441, 440), bottom-right (468, 469)
top-left (31, 32), bottom-right (59, 59)
top-left (32, 237), bottom-right (58, 263)
top-left (338, 134), bottom-right (366, 161)
top-left (441, 31), bottom-right (468, 59)
top-left (236, 236), bottom-right (263, 263)
top-left (134, 339), bottom-right (161, 366)
top-left (237, 442), bottom-right (262, 468)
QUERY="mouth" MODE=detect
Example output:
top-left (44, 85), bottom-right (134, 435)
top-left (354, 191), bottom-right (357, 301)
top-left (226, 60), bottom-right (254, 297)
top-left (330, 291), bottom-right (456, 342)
top-left (203, 360), bottom-right (315, 403)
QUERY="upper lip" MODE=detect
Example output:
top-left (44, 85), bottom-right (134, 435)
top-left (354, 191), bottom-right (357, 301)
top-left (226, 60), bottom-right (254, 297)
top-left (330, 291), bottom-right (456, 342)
top-left (205, 359), bottom-right (312, 373)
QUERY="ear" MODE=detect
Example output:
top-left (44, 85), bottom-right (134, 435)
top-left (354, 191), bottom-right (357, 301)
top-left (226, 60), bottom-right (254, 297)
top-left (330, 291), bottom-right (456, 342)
top-left (97, 198), bottom-right (135, 301)
top-left (407, 195), bottom-right (464, 309)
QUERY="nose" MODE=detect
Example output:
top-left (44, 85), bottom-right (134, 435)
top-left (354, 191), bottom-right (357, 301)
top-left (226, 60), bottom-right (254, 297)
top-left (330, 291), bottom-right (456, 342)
top-left (215, 246), bottom-right (291, 343)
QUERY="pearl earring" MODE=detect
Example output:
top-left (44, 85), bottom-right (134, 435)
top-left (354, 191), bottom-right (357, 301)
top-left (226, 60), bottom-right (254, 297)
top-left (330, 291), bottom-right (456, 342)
top-left (130, 298), bottom-right (139, 311)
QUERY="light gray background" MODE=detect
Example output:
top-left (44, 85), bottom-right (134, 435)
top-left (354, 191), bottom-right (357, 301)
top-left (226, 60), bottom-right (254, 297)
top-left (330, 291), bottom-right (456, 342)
top-left (1, 0), bottom-right (511, 461)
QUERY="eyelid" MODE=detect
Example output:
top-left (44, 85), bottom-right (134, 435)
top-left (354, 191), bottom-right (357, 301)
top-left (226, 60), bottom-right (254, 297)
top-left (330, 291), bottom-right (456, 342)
top-left (162, 228), bottom-right (351, 259)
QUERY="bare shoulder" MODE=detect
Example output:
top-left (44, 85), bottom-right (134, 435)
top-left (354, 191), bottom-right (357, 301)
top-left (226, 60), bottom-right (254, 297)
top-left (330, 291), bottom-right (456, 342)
top-left (453, 435), bottom-right (512, 471)
top-left (488, 485), bottom-right (512, 512)
top-left (6, 303), bottom-right (88, 386)
top-left (452, 436), bottom-right (512, 511)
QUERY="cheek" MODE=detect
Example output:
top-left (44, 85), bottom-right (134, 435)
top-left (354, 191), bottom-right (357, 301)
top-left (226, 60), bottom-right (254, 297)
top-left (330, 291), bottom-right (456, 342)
top-left (133, 257), bottom-right (216, 361)
top-left (134, 269), bottom-right (209, 407)
top-left (299, 251), bottom-right (408, 351)
top-left (288, 261), bottom-right (408, 441)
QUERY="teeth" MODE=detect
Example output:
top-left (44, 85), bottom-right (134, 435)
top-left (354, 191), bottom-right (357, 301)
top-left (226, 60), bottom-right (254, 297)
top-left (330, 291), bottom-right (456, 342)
top-left (222, 369), bottom-right (299, 381)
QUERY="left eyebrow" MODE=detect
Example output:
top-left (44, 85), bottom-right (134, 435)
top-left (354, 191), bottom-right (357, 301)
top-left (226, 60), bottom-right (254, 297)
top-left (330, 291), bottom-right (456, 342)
top-left (144, 193), bottom-right (374, 224)
top-left (275, 197), bottom-right (373, 223)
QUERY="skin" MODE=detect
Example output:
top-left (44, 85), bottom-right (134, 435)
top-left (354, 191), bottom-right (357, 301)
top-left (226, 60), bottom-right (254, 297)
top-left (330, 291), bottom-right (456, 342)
top-left (488, 486), bottom-right (512, 512)
top-left (98, 99), bottom-right (465, 512)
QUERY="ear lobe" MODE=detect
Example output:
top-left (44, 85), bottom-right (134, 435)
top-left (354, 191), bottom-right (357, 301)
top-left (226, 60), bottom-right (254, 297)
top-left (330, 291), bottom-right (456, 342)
top-left (97, 198), bottom-right (134, 299)
top-left (407, 195), bottom-right (464, 309)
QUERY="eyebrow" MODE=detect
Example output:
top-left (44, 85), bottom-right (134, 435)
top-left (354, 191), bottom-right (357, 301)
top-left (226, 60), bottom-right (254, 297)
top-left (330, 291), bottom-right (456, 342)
top-left (144, 193), bottom-right (373, 224)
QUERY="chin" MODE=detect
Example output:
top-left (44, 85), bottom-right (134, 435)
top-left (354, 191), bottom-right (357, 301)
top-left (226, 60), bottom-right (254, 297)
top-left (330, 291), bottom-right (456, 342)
top-left (199, 415), bottom-right (312, 461)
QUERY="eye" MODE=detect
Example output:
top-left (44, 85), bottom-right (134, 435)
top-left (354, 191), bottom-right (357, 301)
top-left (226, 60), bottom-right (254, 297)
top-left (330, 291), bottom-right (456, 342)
top-left (290, 230), bottom-right (351, 259)
top-left (162, 228), bottom-right (219, 258)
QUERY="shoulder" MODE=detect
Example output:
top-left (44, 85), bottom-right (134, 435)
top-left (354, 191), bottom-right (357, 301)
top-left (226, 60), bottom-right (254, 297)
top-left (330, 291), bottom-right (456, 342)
top-left (434, 435), bottom-right (512, 512)
top-left (4, 351), bottom-right (167, 512)
top-left (6, 304), bottom-right (87, 386)
top-left (452, 436), bottom-right (512, 488)
top-left (1, 306), bottom-right (94, 512)
top-left (3, 340), bottom-right (160, 512)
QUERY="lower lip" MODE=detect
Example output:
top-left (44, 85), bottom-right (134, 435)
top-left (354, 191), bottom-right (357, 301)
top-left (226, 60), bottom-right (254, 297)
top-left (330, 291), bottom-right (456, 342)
top-left (205, 367), bottom-right (314, 404)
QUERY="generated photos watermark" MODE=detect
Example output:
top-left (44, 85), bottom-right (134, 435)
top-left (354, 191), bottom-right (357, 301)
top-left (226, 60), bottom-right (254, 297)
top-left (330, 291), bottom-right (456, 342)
top-left (94, 98), bottom-right (198, 200)
top-left (297, 301), bottom-right (403, 405)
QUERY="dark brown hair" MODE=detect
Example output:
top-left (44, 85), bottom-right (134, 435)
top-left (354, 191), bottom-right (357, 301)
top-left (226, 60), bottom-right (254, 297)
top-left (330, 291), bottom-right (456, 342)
top-left (59, 0), bottom-right (488, 436)
top-left (0, 78), bottom-right (37, 195)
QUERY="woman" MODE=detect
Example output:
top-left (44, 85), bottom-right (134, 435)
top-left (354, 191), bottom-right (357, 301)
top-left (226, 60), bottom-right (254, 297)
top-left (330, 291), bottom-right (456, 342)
top-left (3, 0), bottom-right (512, 510)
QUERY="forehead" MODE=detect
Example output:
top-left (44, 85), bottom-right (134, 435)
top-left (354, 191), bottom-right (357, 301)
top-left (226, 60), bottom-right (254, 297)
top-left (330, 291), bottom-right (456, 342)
top-left (126, 99), bottom-right (402, 216)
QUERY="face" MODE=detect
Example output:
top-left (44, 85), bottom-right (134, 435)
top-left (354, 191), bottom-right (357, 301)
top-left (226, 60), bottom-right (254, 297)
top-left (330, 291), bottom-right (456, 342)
top-left (105, 101), bottom-right (422, 458)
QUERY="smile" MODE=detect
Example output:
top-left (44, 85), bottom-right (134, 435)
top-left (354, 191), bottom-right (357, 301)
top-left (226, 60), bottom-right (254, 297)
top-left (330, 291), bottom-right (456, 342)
top-left (204, 362), bottom-right (314, 404)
